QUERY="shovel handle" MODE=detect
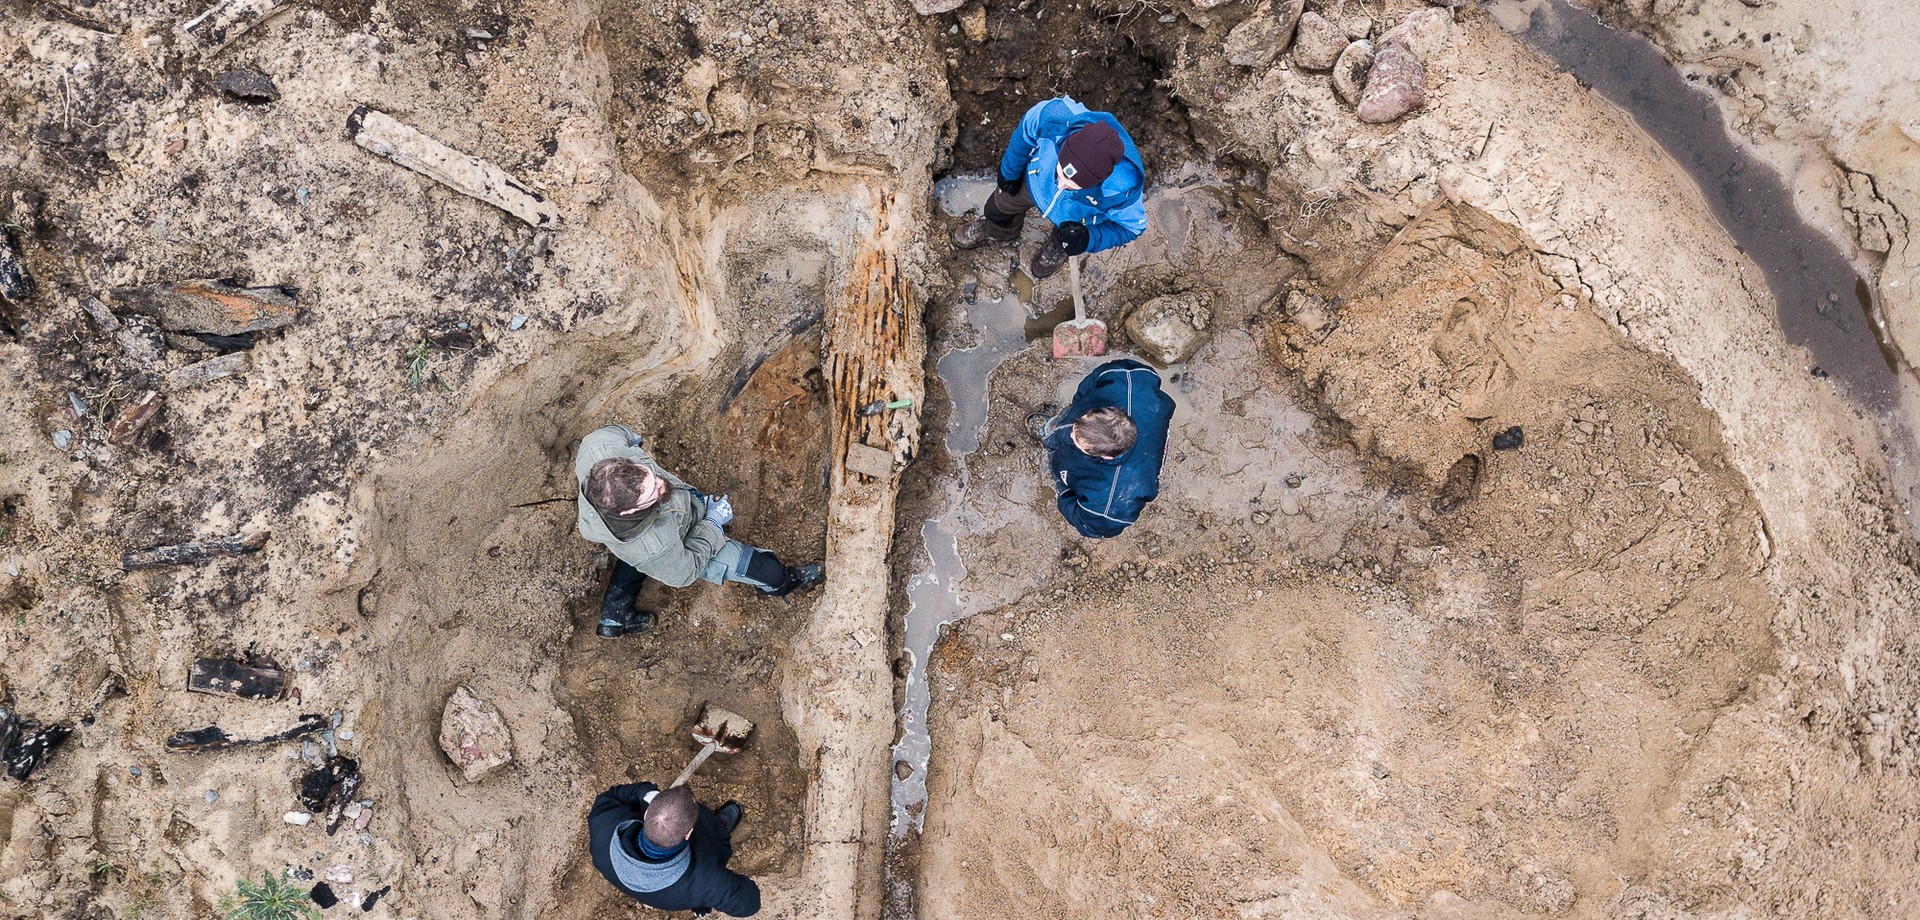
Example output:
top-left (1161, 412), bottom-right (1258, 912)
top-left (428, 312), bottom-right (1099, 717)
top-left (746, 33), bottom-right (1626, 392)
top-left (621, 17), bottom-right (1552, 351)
top-left (671, 740), bottom-right (719, 788)
top-left (1068, 255), bottom-right (1086, 323)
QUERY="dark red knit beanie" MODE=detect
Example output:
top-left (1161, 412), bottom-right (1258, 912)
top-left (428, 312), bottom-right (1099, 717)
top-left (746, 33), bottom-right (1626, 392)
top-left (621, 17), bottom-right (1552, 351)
top-left (1057, 123), bottom-right (1124, 187)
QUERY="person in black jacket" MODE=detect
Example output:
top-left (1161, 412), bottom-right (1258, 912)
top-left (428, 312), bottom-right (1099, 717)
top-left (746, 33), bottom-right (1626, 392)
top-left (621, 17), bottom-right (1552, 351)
top-left (588, 781), bottom-right (760, 916)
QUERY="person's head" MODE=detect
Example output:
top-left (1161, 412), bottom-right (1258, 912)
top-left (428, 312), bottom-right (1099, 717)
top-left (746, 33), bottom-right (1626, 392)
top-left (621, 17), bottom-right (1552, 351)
top-left (1055, 122), bottom-right (1124, 192)
top-left (586, 458), bottom-right (668, 516)
top-left (1069, 407), bottom-right (1137, 459)
top-left (643, 785), bottom-right (697, 848)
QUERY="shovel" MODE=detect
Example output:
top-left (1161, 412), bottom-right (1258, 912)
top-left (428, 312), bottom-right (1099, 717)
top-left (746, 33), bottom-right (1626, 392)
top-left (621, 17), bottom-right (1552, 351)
top-left (670, 703), bottom-right (755, 788)
top-left (1051, 255), bottom-right (1107, 359)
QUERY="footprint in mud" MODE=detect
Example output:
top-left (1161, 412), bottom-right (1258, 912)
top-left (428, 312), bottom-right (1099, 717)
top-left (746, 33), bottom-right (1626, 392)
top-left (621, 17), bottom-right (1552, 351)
top-left (1432, 452), bottom-right (1482, 514)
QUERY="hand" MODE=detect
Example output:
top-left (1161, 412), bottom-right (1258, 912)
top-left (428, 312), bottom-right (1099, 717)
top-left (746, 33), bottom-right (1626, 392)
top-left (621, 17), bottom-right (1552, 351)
top-left (703, 493), bottom-right (734, 527)
top-left (1054, 221), bottom-right (1090, 256)
top-left (996, 173), bottom-right (1025, 198)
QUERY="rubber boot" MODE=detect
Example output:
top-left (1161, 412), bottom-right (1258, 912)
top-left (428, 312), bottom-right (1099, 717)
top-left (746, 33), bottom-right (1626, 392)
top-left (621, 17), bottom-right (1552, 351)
top-left (715, 801), bottom-right (744, 837)
top-left (756, 562), bottom-right (825, 599)
top-left (598, 560), bottom-right (656, 637)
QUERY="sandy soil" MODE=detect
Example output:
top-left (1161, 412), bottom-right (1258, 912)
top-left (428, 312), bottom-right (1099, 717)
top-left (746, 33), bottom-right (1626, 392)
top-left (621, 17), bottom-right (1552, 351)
top-left (4, 0), bottom-right (1919, 919)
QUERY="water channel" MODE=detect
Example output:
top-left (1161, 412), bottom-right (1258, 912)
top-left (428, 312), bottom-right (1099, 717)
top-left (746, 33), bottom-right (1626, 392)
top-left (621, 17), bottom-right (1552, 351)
top-left (1486, 0), bottom-right (1907, 410)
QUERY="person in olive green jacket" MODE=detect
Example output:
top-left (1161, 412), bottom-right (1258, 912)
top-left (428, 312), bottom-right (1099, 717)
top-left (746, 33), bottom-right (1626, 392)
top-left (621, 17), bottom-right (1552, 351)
top-left (575, 424), bottom-right (823, 637)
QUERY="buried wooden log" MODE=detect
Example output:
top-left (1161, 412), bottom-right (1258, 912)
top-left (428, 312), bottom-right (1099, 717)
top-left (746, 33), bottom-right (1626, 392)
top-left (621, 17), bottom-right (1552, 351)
top-left (165, 351), bottom-right (250, 391)
top-left (347, 107), bottom-right (560, 229)
top-left (111, 278), bottom-right (298, 335)
top-left (787, 187), bottom-right (925, 919)
top-left (123, 530), bottom-right (268, 571)
top-left (166, 713), bottom-right (326, 753)
top-left (188, 658), bottom-right (285, 700)
top-left (178, 0), bottom-right (287, 55)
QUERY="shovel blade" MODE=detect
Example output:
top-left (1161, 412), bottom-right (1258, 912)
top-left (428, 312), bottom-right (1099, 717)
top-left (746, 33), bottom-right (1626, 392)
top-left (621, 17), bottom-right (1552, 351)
top-left (691, 703), bottom-right (755, 754)
top-left (1052, 318), bottom-right (1108, 359)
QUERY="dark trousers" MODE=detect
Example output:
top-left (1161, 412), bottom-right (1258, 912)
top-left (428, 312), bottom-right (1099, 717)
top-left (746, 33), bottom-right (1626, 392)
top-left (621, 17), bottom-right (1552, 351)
top-left (983, 184), bottom-right (1037, 233)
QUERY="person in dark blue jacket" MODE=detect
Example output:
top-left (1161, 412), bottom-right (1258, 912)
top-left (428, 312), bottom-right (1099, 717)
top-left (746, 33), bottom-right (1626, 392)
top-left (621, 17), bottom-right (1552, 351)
top-left (588, 781), bottom-right (760, 916)
top-left (951, 96), bottom-right (1149, 280)
top-left (1035, 359), bottom-right (1175, 539)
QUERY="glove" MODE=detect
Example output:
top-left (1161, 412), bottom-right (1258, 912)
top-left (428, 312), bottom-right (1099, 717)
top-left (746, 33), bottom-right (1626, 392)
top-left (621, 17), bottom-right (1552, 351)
top-left (996, 173), bottom-right (1025, 198)
top-left (702, 493), bottom-right (734, 527)
top-left (1054, 221), bottom-right (1090, 256)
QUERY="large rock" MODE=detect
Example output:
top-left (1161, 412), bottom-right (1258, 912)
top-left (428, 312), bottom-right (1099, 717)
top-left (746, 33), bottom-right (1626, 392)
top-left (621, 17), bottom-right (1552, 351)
top-left (439, 686), bottom-right (513, 782)
top-left (1380, 8), bottom-right (1452, 60)
top-left (1224, 0), bottom-right (1306, 68)
top-left (1290, 12), bottom-right (1346, 71)
top-left (1332, 40), bottom-right (1375, 105)
top-left (1357, 42), bottom-right (1426, 123)
top-left (1124, 291), bottom-right (1215, 365)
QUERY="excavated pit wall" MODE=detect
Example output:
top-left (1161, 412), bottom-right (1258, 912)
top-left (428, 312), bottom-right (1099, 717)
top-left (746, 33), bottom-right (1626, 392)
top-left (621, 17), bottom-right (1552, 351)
top-left (5, 1), bottom-right (1920, 919)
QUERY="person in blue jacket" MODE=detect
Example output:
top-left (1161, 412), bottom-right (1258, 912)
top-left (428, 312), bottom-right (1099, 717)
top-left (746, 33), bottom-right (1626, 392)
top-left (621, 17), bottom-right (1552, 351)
top-left (1032, 359), bottom-right (1175, 539)
top-left (588, 781), bottom-right (760, 916)
top-left (951, 96), bottom-right (1149, 280)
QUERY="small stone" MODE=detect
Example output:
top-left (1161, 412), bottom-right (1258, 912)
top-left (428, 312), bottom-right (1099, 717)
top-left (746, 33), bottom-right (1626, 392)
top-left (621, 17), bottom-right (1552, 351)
top-left (1284, 472), bottom-right (1304, 488)
top-left (1122, 290), bottom-right (1215, 365)
top-left (284, 811), bottom-right (313, 826)
top-left (214, 67), bottom-right (279, 103)
top-left (1224, 0), bottom-right (1306, 68)
top-left (1492, 426), bottom-right (1524, 450)
top-left (1332, 40), bottom-right (1375, 105)
top-left (465, 28), bottom-right (494, 39)
top-left (439, 686), bottom-right (513, 782)
top-left (337, 728), bottom-right (354, 741)
top-left (354, 804), bottom-right (374, 831)
top-left (1357, 43), bottom-right (1426, 123)
top-left (1278, 492), bottom-right (1301, 516)
top-left (205, 789), bottom-right (219, 803)
top-left (959, 5), bottom-right (987, 42)
top-left (1290, 12), bottom-right (1346, 71)
top-left (508, 314), bottom-right (527, 331)
top-left (895, 761), bottom-right (913, 780)
top-left (1000, 632), bottom-right (1016, 642)
top-left (1251, 510), bottom-right (1273, 525)
top-left (323, 865), bottom-right (352, 884)
top-left (51, 429), bottom-right (72, 451)
top-left (1193, 0), bottom-right (1235, 8)
top-left (912, 0), bottom-right (967, 15)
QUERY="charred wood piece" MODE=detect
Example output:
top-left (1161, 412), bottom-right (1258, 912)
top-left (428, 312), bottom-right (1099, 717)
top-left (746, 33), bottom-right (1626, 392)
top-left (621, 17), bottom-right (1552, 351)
top-left (166, 713), bottom-right (326, 753)
top-left (188, 658), bottom-right (285, 700)
top-left (122, 530), bottom-right (268, 571)
top-left (165, 351), bottom-right (251, 391)
top-left (111, 278), bottom-right (297, 335)
top-left (178, 0), bottom-right (286, 55)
